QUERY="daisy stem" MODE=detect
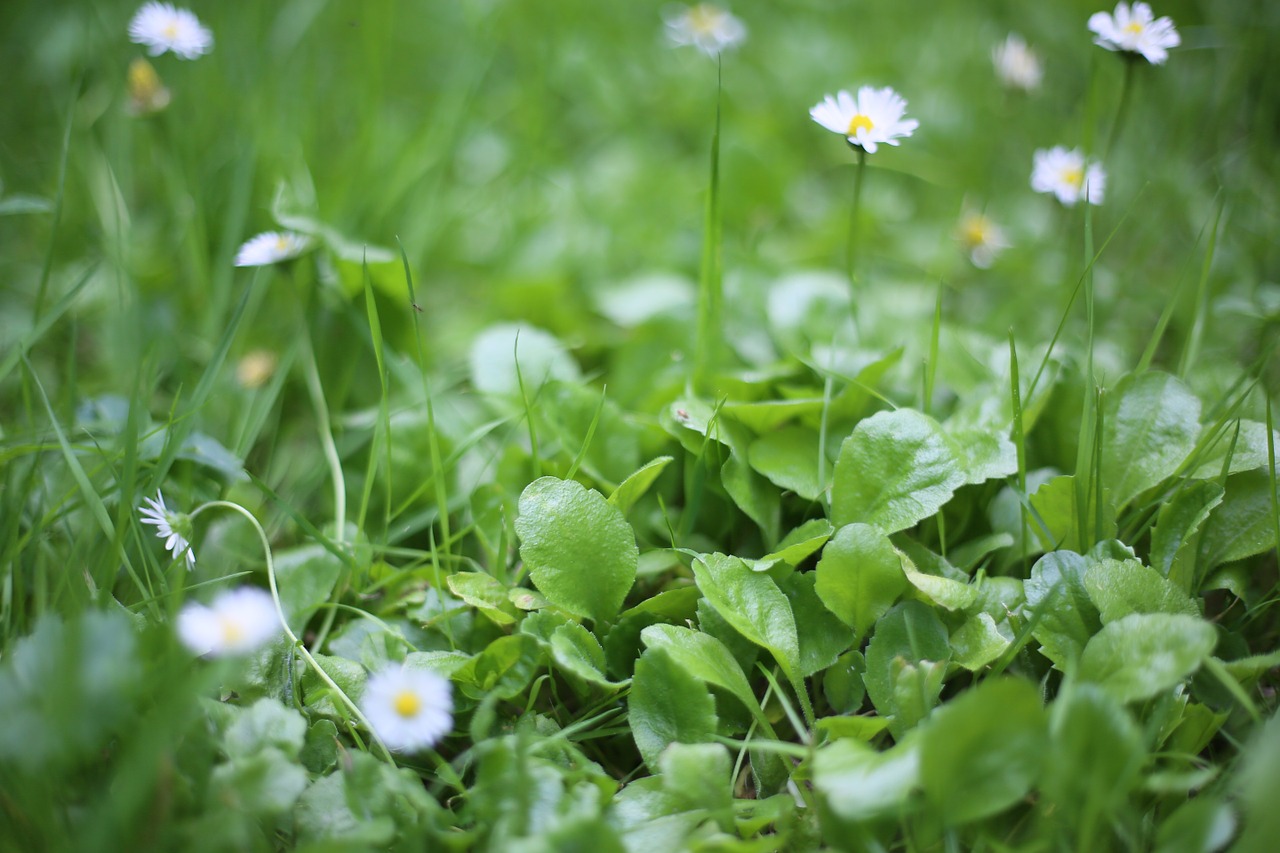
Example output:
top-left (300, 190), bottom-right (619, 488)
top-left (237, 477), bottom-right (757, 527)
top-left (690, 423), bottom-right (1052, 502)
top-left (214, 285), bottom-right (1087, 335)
top-left (846, 147), bottom-right (868, 309)
top-left (693, 54), bottom-right (724, 394)
top-left (190, 499), bottom-right (395, 763)
top-left (1103, 56), bottom-right (1137, 160)
top-left (300, 320), bottom-right (347, 547)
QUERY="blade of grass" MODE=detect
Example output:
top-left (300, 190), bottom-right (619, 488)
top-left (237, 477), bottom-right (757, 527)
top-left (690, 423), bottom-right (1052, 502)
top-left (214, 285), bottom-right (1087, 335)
top-left (1178, 199), bottom-right (1225, 379)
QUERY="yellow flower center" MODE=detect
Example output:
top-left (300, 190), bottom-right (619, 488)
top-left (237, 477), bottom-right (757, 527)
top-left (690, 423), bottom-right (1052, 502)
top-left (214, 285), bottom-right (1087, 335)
top-left (275, 236), bottom-right (290, 252)
top-left (163, 22), bottom-right (179, 40)
top-left (1123, 21), bottom-right (1145, 35)
top-left (1061, 167), bottom-right (1083, 188)
top-left (219, 617), bottom-right (245, 646)
top-left (963, 217), bottom-right (990, 246)
top-left (688, 5), bottom-right (721, 35)
top-left (847, 114), bottom-right (874, 136)
top-left (393, 690), bottom-right (421, 718)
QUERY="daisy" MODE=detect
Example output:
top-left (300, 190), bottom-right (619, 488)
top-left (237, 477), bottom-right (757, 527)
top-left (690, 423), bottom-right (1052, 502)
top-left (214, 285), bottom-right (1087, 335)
top-left (126, 58), bottom-right (171, 115)
top-left (139, 490), bottom-right (196, 570)
top-left (957, 210), bottom-right (1011, 268)
top-left (664, 4), bottom-right (747, 57)
top-left (1031, 146), bottom-right (1106, 206)
top-left (992, 34), bottom-right (1043, 91)
top-left (1088, 2), bottom-right (1180, 65)
top-left (177, 587), bottom-right (281, 657)
top-left (810, 86), bottom-right (919, 154)
top-left (233, 232), bottom-right (311, 267)
top-left (128, 3), bottom-right (213, 60)
top-left (361, 666), bottom-right (454, 752)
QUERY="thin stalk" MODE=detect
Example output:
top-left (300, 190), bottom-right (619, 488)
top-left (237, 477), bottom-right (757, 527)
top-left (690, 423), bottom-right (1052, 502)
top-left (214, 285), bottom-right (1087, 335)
top-left (693, 56), bottom-right (725, 393)
top-left (300, 326), bottom-right (347, 547)
top-left (190, 500), bottom-right (394, 763)
top-left (1103, 57), bottom-right (1137, 160)
top-left (846, 146), bottom-right (868, 307)
top-left (1009, 331), bottom-right (1028, 575)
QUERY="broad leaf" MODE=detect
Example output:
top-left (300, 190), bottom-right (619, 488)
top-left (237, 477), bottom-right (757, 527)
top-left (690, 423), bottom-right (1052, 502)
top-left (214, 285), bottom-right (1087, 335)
top-left (691, 553), bottom-right (802, 689)
top-left (814, 523), bottom-right (909, 640)
top-left (1083, 558), bottom-right (1199, 623)
top-left (1079, 613), bottom-right (1218, 703)
top-left (919, 678), bottom-right (1046, 825)
top-left (516, 476), bottom-right (638, 623)
top-left (831, 409), bottom-right (967, 533)
top-left (629, 648), bottom-right (718, 771)
top-left (1025, 551), bottom-right (1102, 669)
top-left (1101, 372), bottom-right (1201, 508)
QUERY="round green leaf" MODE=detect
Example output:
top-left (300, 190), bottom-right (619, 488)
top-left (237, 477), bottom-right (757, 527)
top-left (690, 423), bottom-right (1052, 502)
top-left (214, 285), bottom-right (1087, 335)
top-left (831, 409), bottom-right (967, 533)
top-left (1101, 372), bottom-right (1201, 508)
top-left (516, 476), bottom-right (638, 623)
top-left (919, 678), bottom-right (1047, 825)
top-left (1078, 613), bottom-right (1218, 703)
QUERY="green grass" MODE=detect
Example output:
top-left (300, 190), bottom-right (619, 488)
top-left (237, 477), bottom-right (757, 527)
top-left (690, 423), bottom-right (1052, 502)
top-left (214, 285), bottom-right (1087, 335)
top-left (3, 0), bottom-right (1280, 850)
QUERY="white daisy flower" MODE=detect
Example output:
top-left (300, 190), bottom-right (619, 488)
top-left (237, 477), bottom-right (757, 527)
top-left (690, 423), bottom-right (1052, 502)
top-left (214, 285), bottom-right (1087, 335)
top-left (128, 2), bottom-right (213, 60)
top-left (957, 210), bottom-right (1011, 268)
top-left (233, 232), bottom-right (311, 267)
top-left (361, 666), bottom-right (453, 753)
top-left (992, 34), bottom-right (1043, 91)
top-left (810, 86), bottom-right (919, 154)
top-left (177, 587), bottom-right (281, 657)
top-left (139, 490), bottom-right (196, 570)
top-left (1088, 2), bottom-right (1180, 65)
top-left (664, 4), bottom-right (747, 57)
top-left (1031, 146), bottom-right (1106, 206)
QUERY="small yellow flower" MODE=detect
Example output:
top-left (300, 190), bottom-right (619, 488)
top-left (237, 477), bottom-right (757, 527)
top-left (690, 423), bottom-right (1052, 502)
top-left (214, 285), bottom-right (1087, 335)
top-left (361, 666), bottom-right (454, 752)
top-left (236, 350), bottom-right (278, 389)
top-left (126, 58), bottom-right (171, 115)
top-left (957, 210), bottom-right (1011, 269)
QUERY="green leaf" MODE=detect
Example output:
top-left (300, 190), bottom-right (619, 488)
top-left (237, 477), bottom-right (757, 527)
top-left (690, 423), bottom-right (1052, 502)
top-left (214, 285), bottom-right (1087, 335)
top-left (1189, 419), bottom-right (1280, 479)
top-left (863, 601), bottom-right (950, 737)
top-left (831, 409), bottom-right (967, 533)
top-left (919, 678), bottom-right (1046, 825)
top-left (273, 543), bottom-right (344, 634)
top-left (1083, 558), bottom-right (1199, 623)
top-left (778, 572), bottom-right (853, 677)
top-left (947, 425), bottom-right (1018, 485)
top-left (224, 698), bottom-right (307, 760)
top-left (1101, 372), bottom-right (1201, 508)
top-left (812, 737), bottom-right (921, 823)
top-left (608, 456), bottom-right (674, 515)
top-left (210, 748), bottom-right (309, 817)
top-left (1078, 613), bottom-right (1218, 703)
top-left (469, 323), bottom-right (581, 396)
top-left (603, 586), bottom-right (702, 679)
top-left (516, 476), bottom-right (639, 623)
top-left (550, 622), bottom-right (623, 690)
top-left (639, 624), bottom-right (760, 724)
top-left (1041, 684), bottom-right (1145, 822)
top-left (950, 612), bottom-right (1011, 671)
top-left (447, 571), bottom-right (519, 626)
top-left (1029, 475), bottom-right (1117, 553)
top-left (721, 455), bottom-right (781, 545)
top-left (814, 523), bottom-right (909, 640)
top-left (1198, 470), bottom-right (1280, 570)
top-left (1025, 551), bottom-right (1102, 669)
top-left (822, 650), bottom-right (867, 715)
top-left (758, 518), bottom-right (835, 570)
top-left (691, 553), bottom-right (801, 688)
top-left (629, 648), bottom-right (719, 771)
top-left (900, 551), bottom-right (978, 611)
top-left (1150, 481), bottom-right (1224, 590)
top-left (658, 742), bottom-right (733, 817)
top-left (748, 426), bottom-right (824, 501)
top-left (454, 634), bottom-right (543, 700)
top-left (301, 719), bottom-right (339, 775)
top-left (300, 653), bottom-right (366, 719)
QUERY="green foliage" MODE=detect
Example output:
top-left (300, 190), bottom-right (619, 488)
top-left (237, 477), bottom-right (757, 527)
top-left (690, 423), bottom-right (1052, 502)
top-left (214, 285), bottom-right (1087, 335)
top-left (2, 0), bottom-right (1279, 849)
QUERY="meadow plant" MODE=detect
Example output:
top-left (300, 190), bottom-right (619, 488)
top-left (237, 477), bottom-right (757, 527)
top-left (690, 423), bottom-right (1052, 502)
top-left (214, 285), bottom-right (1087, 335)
top-left (2, 1), bottom-right (1278, 850)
